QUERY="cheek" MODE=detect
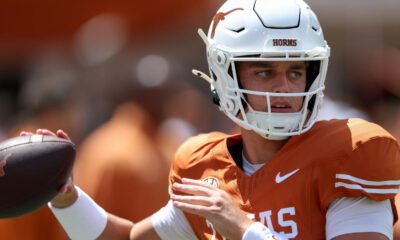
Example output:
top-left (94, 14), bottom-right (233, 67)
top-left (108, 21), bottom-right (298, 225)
top-left (291, 79), bottom-right (307, 110)
top-left (241, 77), bottom-right (272, 93)
top-left (292, 77), bottom-right (307, 92)
top-left (293, 97), bottom-right (304, 109)
top-left (246, 94), bottom-right (267, 110)
top-left (240, 76), bottom-right (269, 110)
top-left (239, 74), bottom-right (254, 90)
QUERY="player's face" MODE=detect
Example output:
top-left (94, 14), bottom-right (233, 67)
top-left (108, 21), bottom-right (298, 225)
top-left (237, 61), bottom-right (307, 113)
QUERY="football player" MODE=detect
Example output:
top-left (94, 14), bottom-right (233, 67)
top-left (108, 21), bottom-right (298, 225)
top-left (25, 0), bottom-right (400, 239)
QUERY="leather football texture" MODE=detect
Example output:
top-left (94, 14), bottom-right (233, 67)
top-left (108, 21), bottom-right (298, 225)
top-left (0, 134), bottom-right (75, 218)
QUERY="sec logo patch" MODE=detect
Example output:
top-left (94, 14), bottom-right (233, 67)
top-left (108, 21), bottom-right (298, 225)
top-left (203, 176), bottom-right (219, 188)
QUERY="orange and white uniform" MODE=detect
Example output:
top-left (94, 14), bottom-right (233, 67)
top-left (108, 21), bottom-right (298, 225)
top-left (164, 118), bottom-right (400, 239)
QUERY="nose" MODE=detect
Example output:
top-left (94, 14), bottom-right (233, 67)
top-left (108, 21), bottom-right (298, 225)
top-left (272, 72), bottom-right (290, 93)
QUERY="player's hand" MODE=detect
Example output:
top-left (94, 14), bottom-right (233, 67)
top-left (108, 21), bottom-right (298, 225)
top-left (171, 178), bottom-right (252, 240)
top-left (20, 128), bottom-right (71, 140)
top-left (20, 129), bottom-right (78, 208)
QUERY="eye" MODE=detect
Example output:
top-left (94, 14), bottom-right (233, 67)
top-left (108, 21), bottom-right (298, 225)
top-left (256, 70), bottom-right (272, 78)
top-left (289, 71), bottom-right (303, 79)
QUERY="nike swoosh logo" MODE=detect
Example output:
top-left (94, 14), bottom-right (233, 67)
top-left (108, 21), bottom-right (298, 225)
top-left (0, 153), bottom-right (11, 177)
top-left (275, 168), bottom-right (300, 183)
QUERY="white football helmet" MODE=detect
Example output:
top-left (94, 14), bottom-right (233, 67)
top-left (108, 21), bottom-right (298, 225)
top-left (194, 0), bottom-right (330, 140)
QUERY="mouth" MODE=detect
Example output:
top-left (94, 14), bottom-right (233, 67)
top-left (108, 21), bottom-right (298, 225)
top-left (270, 102), bottom-right (291, 113)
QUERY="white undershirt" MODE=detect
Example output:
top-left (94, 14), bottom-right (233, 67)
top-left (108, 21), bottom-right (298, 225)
top-left (242, 152), bottom-right (265, 176)
top-left (152, 156), bottom-right (394, 239)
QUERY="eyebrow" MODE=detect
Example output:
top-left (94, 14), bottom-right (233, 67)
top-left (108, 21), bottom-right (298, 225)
top-left (247, 62), bottom-right (306, 70)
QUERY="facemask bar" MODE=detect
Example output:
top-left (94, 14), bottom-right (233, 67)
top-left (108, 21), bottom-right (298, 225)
top-left (226, 88), bottom-right (320, 136)
top-left (217, 54), bottom-right (328, 137)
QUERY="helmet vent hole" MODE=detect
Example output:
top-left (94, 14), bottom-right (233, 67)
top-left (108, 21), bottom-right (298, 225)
top-left (312, 26), bottom-right (319, 32)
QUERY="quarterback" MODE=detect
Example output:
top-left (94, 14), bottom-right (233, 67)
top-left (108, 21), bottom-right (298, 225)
top-left (24, 0), bottom-right (400, 239)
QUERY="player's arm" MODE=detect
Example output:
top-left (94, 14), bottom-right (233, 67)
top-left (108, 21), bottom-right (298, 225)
top-left (51, 179), bottom-right (161, 240)
top-left (325, 196), bottom-right (392, 240)
top-left (332, 233), bottom-right (389, 240)
top-left (22, 129), bottom-right (161, 240)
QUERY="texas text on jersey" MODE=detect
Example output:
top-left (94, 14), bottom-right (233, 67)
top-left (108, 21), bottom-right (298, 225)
top-left (169, 118), bottom-right (400, 239)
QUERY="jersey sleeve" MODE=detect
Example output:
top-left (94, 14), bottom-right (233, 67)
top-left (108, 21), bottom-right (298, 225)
top-left (168, 132), bottom-right (227, 192)
top-left (326, 197), bottom-right (393, 239)
top-left (168, 135), bottom-right (202, 188)
top-left (321, 133), bottom-right (400, 209)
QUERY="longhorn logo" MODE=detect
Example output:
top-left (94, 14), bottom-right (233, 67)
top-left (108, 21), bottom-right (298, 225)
top-left (0, 153), bottom-right (11, 177)
top-left (211, 8), bottom-right (244, 39)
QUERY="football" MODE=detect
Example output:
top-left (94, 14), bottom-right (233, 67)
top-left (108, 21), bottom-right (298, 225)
top-left (0, 134), bottom-right (76, 218)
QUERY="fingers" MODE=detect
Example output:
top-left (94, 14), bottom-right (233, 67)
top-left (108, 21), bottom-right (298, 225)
top-left (172, 177), bottom-right (218, 196)
top-left (172, 200), bottom-right (219, 217)
top-left (58, 183), bottom-right (74, 194)
top-left (172, 178), bottom-right (225, 216)
top-left (59, 177), bottom-right (74, 194)
top-left (51, 177), bottom-right (78, 208)
top-left (56, 129), bottom-right (71, 140)
top-left (20, 129), bottom-right (70, 140)
top-left (172, 177), bottom-right (224, 203)
top-left (182, 178), bottom-right (217, 189)
top-left (173, 182), bottom-right (214, 197)
top-left (36, 129), bottom-right (57, 137)
top-left (20, 131), bottom-right (33, 136)
top-left (171, 194), bottom-right (212, 206)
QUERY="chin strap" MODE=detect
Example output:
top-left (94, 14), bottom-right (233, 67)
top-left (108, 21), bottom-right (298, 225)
top-left (192, 69), bottom-right (220, 106)
top-left (192, 69), bottom-right (212, 85)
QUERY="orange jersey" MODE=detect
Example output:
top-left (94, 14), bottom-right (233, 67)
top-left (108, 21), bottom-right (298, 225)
top-left (169, 118), bottom-right (400, 239)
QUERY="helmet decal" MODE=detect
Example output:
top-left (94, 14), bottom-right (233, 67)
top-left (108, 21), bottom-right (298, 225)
top-left (211, 8), bottom-right (244, 39)
top-left (272, 39), bottom-right (298, 47)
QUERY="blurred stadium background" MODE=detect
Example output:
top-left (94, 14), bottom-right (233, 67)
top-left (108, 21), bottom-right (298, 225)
top-left (0, 0), bottom-right (398, 143)
top-left (0, 0), bottom-right (399, 239)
